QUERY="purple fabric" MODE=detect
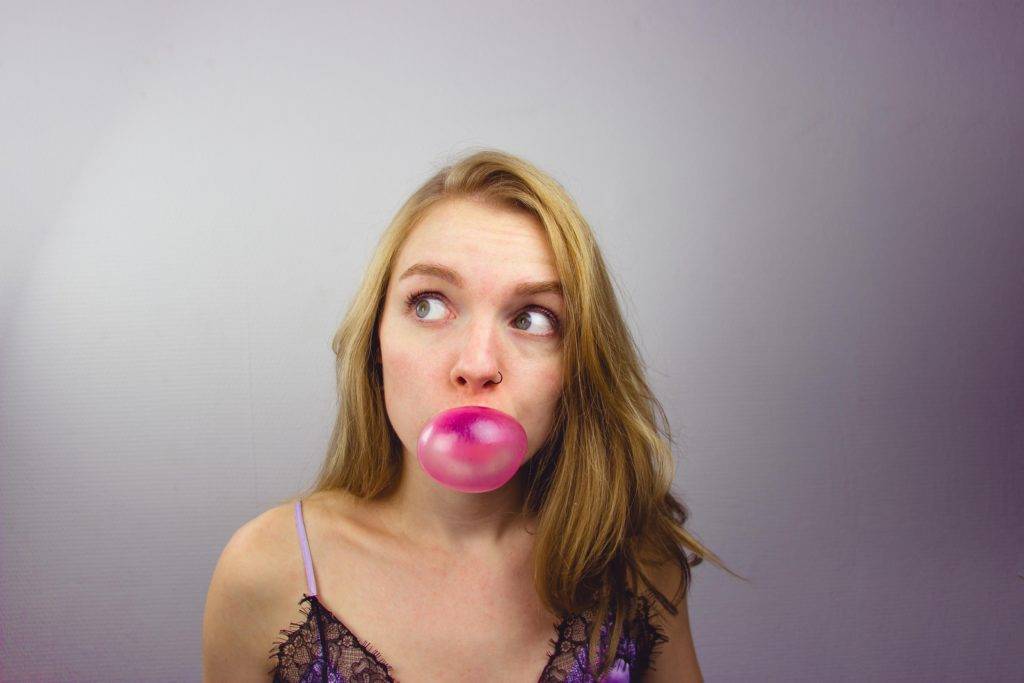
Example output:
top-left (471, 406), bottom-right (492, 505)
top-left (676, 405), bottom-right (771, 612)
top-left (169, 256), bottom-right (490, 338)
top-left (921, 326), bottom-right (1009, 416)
top-left (560, 613), bottom-right (637, 682)
top-left (294, 500), bottom-right (319, 597)
top-left (603, 659), bottom-right (632, 683)
top-left (298, 659), bottom-right (344, 683)
top-left (292, 656), bottom-right (632, 683)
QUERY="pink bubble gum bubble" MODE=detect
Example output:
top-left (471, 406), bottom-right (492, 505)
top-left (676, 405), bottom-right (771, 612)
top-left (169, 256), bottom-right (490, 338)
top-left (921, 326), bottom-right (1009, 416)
top-left (416, 405), bottom-right (528, 493)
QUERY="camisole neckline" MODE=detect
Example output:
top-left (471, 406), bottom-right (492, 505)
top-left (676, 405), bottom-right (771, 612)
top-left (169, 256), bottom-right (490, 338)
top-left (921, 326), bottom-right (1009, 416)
top-left (268, 498), bottom-right (664, 682)
top-left (276, 590), bottom-right (581, 681)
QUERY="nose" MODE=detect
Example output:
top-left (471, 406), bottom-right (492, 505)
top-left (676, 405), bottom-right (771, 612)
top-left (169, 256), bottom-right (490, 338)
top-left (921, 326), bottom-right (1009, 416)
top-left (450, 317), bottom-right (503, 391)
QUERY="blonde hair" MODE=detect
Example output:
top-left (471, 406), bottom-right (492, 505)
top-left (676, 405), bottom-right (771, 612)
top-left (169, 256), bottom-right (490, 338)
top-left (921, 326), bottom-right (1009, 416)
top-left (288, 148), bottom-right (743, 678)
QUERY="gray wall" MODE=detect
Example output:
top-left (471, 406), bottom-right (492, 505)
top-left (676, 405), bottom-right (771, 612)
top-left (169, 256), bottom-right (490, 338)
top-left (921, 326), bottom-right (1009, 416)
top-left (2, 2), bottom-right (1021, 680)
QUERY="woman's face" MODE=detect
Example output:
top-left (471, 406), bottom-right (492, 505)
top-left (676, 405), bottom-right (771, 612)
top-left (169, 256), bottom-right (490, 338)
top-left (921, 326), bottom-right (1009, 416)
top-left (378, 196), bottom-right (565, 469)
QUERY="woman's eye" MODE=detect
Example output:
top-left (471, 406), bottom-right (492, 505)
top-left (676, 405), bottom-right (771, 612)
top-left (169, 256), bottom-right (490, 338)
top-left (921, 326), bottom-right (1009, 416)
top-left (403, 291), bottom-right (559, 336)
top-left (409, 294), bottom-right (447, 321)
top-left (513, 310), bottom-right (557, 335)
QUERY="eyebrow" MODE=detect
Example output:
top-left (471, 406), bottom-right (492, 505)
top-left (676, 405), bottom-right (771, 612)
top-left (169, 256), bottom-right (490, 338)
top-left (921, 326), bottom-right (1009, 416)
top-left (398, 262), bottom-right (563, 298)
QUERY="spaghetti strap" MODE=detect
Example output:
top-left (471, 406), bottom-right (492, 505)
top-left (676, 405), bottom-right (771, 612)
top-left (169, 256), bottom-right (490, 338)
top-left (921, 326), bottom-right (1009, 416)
top-left (293, 499), bottom-right (318, 597)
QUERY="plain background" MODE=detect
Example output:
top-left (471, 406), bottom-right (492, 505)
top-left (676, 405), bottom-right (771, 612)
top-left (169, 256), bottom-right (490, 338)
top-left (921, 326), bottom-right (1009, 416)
top-left (2, 1), bottom-right (1022, 680)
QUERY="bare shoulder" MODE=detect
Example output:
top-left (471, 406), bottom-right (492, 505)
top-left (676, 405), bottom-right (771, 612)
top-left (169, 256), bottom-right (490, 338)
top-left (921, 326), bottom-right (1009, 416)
top-left (639, 557), bottom-right (704, 683)
top-left (202, 501), bottom-right (303, 682)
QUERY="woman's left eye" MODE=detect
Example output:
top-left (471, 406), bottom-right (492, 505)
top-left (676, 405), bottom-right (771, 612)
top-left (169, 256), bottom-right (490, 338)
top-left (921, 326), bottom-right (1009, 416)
top-left (403, 291), bottom-right (559, 336)
top-left (512, 309), bottom-right (559, 335)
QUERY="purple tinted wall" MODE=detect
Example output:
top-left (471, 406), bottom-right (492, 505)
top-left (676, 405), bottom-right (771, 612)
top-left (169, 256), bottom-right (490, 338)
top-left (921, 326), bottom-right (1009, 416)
top-left (1, 1), bottom-right (1021, 680)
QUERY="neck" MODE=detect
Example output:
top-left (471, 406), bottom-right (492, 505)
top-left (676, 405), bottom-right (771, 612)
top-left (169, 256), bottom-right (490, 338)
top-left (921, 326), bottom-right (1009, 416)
top-left (377, 449), bottom-right (532, 558)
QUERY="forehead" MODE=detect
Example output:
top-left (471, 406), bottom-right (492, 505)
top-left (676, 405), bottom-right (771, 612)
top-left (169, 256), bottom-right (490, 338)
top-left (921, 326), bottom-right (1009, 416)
top-left (395, 198), bottom-right (558, 274)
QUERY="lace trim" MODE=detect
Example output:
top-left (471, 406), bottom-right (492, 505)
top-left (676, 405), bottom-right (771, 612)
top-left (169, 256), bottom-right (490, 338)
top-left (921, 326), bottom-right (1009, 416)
top-left (268, 590), bottom-right (667, 682)
top-left (268, 594), bottom-right (394, 683)
top-left (538, 590), bottom-right (670, 682)
top-left (632, 590), bottom-right (670, 675)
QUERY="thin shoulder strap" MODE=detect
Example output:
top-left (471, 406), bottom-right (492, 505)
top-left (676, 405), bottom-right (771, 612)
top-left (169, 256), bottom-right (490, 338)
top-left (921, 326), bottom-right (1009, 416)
top-left (293, 499), bottom-right (318, 596)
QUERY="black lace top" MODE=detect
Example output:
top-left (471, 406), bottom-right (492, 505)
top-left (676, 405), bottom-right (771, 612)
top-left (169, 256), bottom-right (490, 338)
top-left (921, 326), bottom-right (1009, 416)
top-left (269, 500), bottom-right (668, 682)
top-left (268, 590), bottom-right (667, 683)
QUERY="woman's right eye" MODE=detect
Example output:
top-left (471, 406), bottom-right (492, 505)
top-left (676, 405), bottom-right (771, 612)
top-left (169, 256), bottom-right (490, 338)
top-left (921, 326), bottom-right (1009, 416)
top-left (404, 291), bottom-right (448, 321)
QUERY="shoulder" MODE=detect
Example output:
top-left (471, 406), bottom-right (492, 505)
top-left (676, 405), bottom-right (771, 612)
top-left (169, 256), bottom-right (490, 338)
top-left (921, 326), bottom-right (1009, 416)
top-left (637, 557), bottom-right (704, 683)
top-left (210, 502), bottom-right (301, 600)
top-left (202, 501), bottom-right (302, 682)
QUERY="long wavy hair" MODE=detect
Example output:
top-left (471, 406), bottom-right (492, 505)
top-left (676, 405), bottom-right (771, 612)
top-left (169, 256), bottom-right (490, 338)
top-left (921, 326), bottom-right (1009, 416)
top-left (288, 148), bottom-right (743, 678)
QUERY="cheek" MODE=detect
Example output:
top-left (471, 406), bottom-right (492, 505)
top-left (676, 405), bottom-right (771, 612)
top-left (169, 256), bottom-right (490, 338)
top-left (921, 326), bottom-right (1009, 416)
top-left (522, 363), bottom-right (564, 445)
top-left (380, 337), bottom-right (444, 437)
top-left (380, 315), bottom-right (420, 389)
top-left (536, 361), bottom-right (564, 402)
top-left (382, 349), bottom-right (425, 403)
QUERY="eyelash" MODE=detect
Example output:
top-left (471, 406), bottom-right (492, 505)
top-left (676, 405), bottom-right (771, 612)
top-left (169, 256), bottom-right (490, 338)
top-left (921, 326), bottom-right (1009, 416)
top-left (403, 290), bottom-right (561, 335)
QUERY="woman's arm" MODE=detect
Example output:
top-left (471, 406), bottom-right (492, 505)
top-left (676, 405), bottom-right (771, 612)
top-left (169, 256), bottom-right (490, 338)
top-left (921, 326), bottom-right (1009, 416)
top-left (202, 517), bottom-right (279, 682)
top-left (643, 559), bottom-right (704, 683)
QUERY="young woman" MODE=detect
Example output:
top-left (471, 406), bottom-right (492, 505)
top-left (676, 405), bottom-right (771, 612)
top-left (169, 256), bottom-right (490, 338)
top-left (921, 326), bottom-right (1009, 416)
top-left (203, 149), bottom-right (736, 682)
